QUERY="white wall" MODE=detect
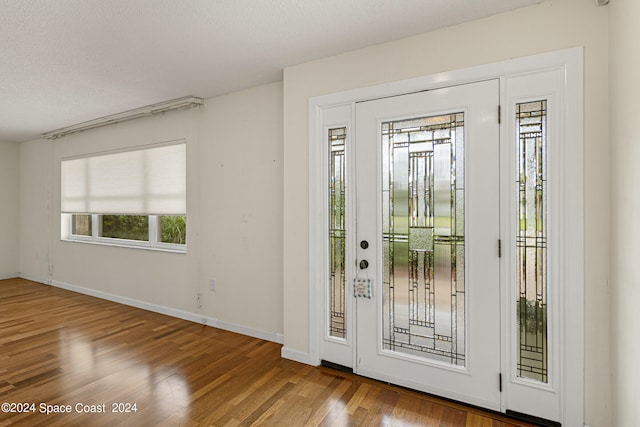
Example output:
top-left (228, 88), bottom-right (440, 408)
top-left (282, 0), bottom-right (610, 425)
top-left (18, 81), bottom-right (284, 341)
top-left (19, 139), bottom-right (53, 281)
top-left (198, 83), bottom-right (283, 337)
top-left (610, 0), bottom-right (640, 425)
top-left (0, 141), bottom-right (19, 278)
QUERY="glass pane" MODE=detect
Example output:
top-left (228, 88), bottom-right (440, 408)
top-left (516, 100), bottom-right (548, 383)
top-left (382, 113), bottom-right (465, 367)
top-left (160, 215), bottom-right (187, 244)
top-left (329, 127), bottom-right (347, 339)
top-left (101, 215), bottom-right (149, 241)
top-left (71, 214), bottom-right (92, 236)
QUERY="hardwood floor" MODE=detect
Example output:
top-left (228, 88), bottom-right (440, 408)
top-left (0, 278), bottom-right (537, 427)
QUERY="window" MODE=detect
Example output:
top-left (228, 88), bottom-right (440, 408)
top-left (71, 214), bottom-right (92, 236)
top-left (62, 141), bottom-right (187, 252)
top-left (328, 127), bottom-right (347, 339)
top-left (515, 100), bottom-right (547, 382)
top-left (159, 215), bottom-right (187, 245)
top-left (102, 215), bottom-right (149, 241)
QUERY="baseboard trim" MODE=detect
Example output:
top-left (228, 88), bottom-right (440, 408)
top-left (216, 320), bottom-right (284, 345)
top-left (281, 346), bottom-right (312, 365)
top-left (0, 273), bottom-right (20, 280)
top-left (20, 274), bottom-right (283, 345)
top-left (17, 273), bottom-right (45, 283)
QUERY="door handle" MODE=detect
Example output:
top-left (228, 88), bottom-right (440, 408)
top-left (359, 259), bottom-right (369, 270)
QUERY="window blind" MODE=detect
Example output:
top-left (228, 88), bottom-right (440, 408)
top-left (61, 142), bottom-right (186, 215)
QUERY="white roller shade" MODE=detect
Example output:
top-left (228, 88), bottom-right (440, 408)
top-left (61, 142), bottom-right (186, 215)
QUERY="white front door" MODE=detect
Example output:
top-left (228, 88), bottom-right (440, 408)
top-left (352, 80), bottom-right (502, 409)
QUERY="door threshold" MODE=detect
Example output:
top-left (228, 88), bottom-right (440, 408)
top-left (320, 359), bottom-right (353, 374)
top-left (506, 410), bottom-right (561, 427)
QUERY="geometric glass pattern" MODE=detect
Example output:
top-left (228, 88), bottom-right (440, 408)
top-left (516, 100), bottom-right (548, 383)
top-left (329, 127), bottom-right (347, 339)
top-left (381, 113), bottom-right (465, 366)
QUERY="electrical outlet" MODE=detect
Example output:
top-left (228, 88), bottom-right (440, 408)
top-left (209, 278), bottom-right (216, 291)
top-left (196, 293), bottom-right (203, 309)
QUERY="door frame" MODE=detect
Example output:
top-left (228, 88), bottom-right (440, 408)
top-left (308, 48), bottom-right (583, 425)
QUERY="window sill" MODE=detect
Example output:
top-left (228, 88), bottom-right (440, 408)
top-left (62, 236), bottom-right (187, 254)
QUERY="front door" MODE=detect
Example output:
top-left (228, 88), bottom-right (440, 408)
top-left (353, 80), bottom-right (501, 409)
top-left (315, 51), bottom-right (583, 425)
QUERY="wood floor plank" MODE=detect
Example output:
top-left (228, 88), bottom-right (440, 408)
top-left (0, 279), bottom-right (540, 426)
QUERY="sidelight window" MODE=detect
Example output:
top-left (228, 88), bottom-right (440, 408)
top-left (328, 127), bottom-right (347, 339)
top-left (515, 100), bottom-right (548, 383)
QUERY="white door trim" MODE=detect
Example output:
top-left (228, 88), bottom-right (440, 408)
top-left (307, 47), bottom-right (583, 426)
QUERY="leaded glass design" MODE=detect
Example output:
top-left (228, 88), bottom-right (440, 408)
top-left (329, 127), bottom-right (347, 339)
top-left (516, 100), bottom-right (548, 383)
top-left (382, 113), bottom-right (465, 366)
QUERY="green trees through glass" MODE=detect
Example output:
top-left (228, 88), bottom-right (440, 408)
top-left (160, 215), bottom-right (187, 245)
top-left (102, 215), bottom-right (149, 241)
top-left (89, 215), bottom-right (187, 244)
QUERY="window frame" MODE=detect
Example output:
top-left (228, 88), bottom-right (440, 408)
top-left (63, 213), bottom-right (187, 253)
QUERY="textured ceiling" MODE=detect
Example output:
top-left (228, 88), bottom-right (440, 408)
top-left (0, 0), bottom-right (542, 142)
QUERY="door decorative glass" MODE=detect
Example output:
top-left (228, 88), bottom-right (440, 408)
top-left (329, 127), bottom-right (347, 339)
top-left (515, 100), bottom-right (548, 383)
top-left (382, 113), bottom-right (466, 366)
